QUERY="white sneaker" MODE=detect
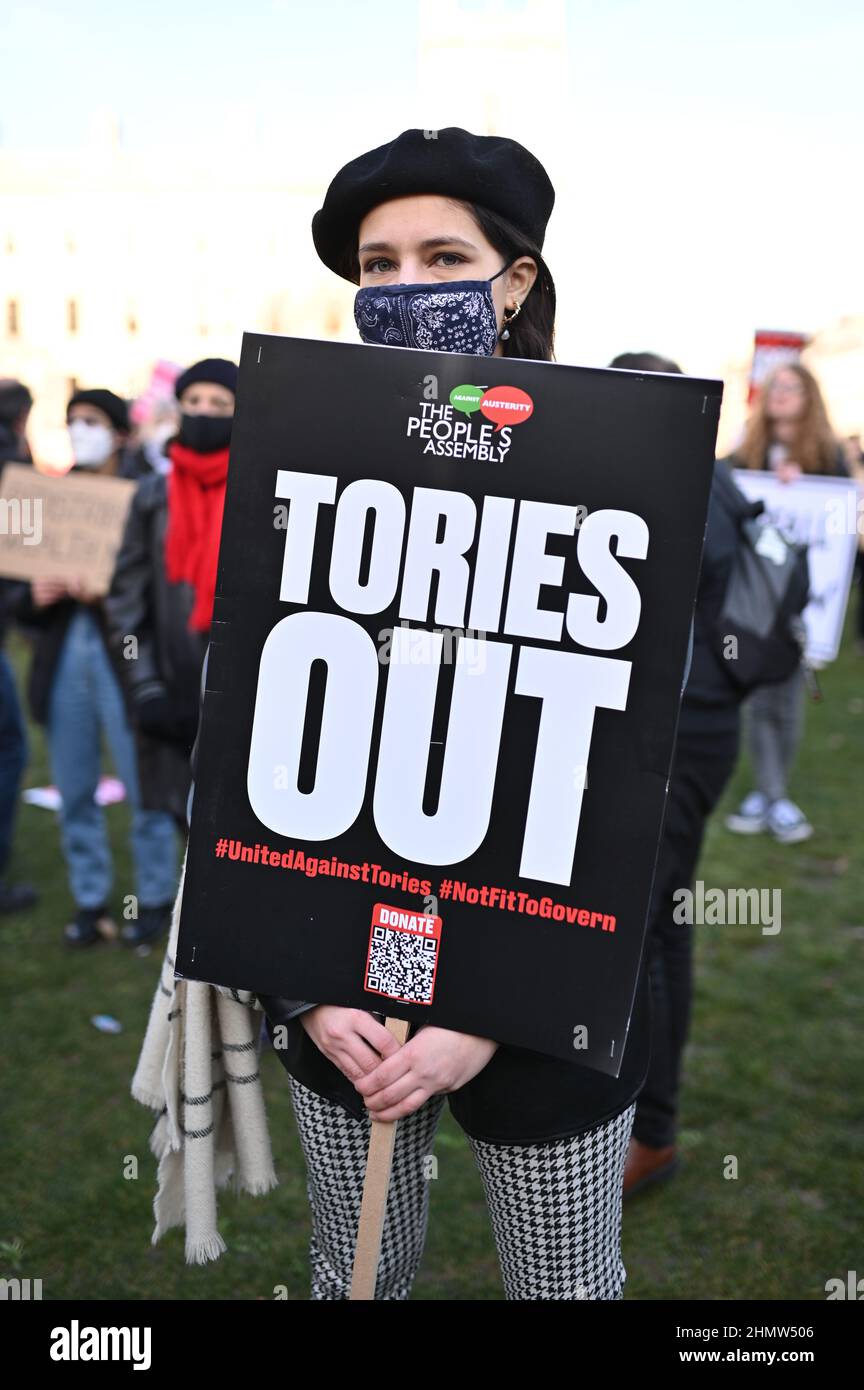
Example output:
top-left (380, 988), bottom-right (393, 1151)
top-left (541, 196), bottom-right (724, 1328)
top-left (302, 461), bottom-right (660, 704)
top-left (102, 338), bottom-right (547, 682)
top-left (725, 791), bottom-right (769, 835)
top-left (768, 798), bottom-right (813, 844)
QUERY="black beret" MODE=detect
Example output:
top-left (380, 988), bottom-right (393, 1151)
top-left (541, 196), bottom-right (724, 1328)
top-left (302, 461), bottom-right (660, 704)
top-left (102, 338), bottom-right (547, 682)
top-left (174, 358), bottom-right (239, 401)
top-left (66, 388), bottom-right (129, 433)
top-left (312, 127), bottom-right (555, 283)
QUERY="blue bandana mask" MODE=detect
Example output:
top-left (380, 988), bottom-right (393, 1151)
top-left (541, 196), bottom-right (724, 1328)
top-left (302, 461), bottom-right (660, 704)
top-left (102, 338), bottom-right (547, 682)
top-left (354, 263), bottom-right (510, 355)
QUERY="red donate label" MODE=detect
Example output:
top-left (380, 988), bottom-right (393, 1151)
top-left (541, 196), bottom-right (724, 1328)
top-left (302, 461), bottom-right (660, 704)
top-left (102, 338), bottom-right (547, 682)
top-left (479, 385), bottom-right (534, 432)
top-left (364, 903), bottom-right (442, 1005)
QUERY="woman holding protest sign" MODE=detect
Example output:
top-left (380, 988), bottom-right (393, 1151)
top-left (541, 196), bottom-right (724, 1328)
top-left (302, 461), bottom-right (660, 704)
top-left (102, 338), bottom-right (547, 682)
top-left (724, 363), bottom-right (847, 845)
top-left (251, 128), bottom-right (652, 1302)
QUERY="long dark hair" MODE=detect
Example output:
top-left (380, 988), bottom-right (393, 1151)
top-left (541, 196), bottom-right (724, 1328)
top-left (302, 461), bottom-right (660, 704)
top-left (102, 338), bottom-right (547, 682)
top-left (462, 201), bottom-right (556, 363)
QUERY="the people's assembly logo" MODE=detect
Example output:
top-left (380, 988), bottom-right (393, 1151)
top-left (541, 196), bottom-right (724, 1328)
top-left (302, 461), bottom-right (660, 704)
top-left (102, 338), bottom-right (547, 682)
top-left (405, 380), bottom-right (535, 463)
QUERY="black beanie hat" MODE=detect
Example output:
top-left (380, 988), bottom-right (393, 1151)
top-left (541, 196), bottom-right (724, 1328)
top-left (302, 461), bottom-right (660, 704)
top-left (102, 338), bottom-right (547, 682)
top-left (174, 358), bottom-right (239, 401)
top-left (312, 127), bottom-right (556, 283)
top-left (66, 388), bottom-right (129, 433)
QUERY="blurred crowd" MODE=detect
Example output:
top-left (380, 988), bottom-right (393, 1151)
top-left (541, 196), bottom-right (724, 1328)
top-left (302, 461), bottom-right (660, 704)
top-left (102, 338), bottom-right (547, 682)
top-left (0, 358), bottom-right (238, 943)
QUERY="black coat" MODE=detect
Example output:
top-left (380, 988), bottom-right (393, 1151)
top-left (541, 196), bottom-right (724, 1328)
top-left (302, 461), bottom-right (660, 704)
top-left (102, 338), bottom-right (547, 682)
top-left (103, 471), bottom-right (209, 823)
top-left (104, 471), bottom-right (208, 720)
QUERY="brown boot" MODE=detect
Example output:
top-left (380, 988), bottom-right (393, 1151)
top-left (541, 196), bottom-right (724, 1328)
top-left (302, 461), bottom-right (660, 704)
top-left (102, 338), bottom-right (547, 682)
top-left (622, 1137), bottom-right (679, 1199)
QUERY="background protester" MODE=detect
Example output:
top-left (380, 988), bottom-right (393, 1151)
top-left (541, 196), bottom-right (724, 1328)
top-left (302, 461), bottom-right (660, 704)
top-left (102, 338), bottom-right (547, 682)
top-left (0, 379), bottom-right (38, 913)
top-left (608, 352), bottom-right (756, 1197)
top-left (106, 358), bottom-right (237, 832)
top-left (723, 364), bottom-right (848, 844)
top-left (16, 388), bottom-right (179, 947)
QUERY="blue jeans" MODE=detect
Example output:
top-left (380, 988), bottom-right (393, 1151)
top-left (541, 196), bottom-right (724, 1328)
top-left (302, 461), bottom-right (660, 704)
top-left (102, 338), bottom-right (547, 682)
top-left (0, 649), bottom-right (28, 877)
top-left (47, 608), bottom-right (179, 910)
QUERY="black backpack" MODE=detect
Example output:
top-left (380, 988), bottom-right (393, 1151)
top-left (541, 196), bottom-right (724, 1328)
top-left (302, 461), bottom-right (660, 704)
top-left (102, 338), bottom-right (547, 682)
top-left (712, 465), bottom-right (811, 695)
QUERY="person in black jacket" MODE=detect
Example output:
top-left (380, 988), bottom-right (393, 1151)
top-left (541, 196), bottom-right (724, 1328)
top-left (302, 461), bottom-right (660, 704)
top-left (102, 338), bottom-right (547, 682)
top-left (0, 379), bottom-right (38, 913)
top-left (18, 388), bottom-right (179, 947)
top-left (184, 128), bottom-right (657, 1302)
top-left (104, 359), bottom-right (238, 856)
top-left (608, 352), bottom-right (757, 1196)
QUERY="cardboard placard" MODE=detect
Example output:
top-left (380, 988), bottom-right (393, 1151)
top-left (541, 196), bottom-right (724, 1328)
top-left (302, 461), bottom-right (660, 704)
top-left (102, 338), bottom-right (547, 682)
top-left (0, 464), bottom-right (136, 597)
top-left (175, 334), bottom-right (721, 1075)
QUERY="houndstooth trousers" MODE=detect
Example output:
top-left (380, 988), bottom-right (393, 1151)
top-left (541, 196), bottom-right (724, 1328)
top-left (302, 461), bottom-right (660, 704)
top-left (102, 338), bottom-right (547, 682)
top-left (288, 1076), bottom-right (636, 1301)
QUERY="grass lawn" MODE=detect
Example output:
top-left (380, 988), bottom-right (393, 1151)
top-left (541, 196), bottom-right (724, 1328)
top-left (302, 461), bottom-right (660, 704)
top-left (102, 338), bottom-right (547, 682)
top-left (1, 613), bottom-right (861, 1302)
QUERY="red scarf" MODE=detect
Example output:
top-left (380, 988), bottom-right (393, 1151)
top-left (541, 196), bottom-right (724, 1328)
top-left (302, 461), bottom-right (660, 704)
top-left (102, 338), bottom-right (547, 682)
top-left (165, 442), bottom-right (231, 632)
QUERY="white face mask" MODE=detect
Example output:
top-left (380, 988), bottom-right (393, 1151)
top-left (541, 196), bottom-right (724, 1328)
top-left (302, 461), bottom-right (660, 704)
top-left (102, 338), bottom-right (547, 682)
top-left (68, 419), bottom-right (115, 468)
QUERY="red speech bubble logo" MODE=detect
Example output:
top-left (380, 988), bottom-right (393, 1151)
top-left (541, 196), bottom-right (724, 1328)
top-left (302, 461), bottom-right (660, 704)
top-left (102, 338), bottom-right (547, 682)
top-left (479, 385), bottom-right (534, 432)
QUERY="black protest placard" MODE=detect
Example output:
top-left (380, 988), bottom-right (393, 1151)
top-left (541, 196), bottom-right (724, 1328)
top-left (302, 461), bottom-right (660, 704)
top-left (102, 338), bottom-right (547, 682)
top-left (175, 334), bottom-right (721, 1074)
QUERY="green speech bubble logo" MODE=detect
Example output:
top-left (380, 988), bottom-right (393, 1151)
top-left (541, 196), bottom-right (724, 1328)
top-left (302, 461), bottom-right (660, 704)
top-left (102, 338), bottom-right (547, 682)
top-left (449, 384), bottom-right (484, 416)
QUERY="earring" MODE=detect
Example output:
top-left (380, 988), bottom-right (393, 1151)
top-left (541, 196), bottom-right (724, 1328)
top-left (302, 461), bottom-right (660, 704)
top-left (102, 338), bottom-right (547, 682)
top-left (499, 301), bottom-right (521, 341)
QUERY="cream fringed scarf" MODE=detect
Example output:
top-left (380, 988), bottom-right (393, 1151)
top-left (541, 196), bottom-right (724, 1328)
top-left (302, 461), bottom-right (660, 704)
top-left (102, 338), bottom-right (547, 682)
top-left (131, 850), bottom-right (278, 1264)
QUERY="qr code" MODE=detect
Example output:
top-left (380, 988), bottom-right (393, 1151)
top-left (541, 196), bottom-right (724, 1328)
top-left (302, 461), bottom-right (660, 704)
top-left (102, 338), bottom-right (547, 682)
top-left (366, 925), bottom-right (439, 1005)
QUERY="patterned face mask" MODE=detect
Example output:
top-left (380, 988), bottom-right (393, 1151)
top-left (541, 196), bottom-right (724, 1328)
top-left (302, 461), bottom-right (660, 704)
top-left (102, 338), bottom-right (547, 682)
top-left (354, 263), bottom-right (511, 355)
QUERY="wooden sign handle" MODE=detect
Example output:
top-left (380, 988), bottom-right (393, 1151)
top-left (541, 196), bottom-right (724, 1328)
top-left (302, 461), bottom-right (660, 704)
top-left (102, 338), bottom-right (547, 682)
top-left (349, 1016), bottom-right (412, 1300)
